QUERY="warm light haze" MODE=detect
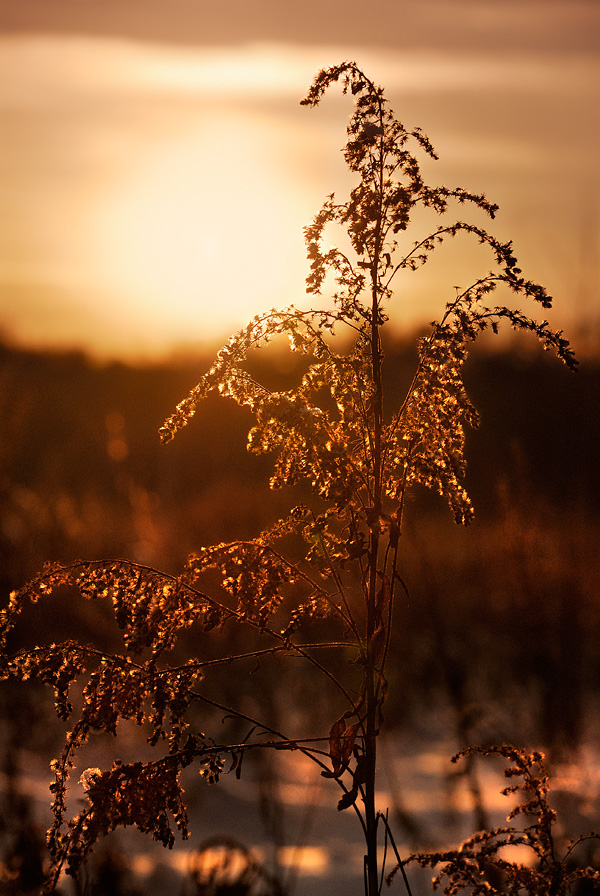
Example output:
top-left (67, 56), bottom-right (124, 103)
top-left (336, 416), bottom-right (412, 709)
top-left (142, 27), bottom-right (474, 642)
top-left (1, 2), bottom-right (599, 360)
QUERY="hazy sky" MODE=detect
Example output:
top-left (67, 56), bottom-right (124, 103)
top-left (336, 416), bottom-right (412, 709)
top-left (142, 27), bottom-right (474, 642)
top-left (1, 0), bottom-right (599, 359)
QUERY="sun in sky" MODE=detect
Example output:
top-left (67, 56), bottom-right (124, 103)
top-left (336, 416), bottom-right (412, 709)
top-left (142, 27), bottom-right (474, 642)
top-left (0, 3), bottom-right (599, 359)
top-left (93, 106), bottom-right (315, 349)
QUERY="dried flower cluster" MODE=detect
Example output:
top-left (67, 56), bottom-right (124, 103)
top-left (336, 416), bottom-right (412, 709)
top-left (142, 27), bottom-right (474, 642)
top-left (0, 62), bottom-right (578, 895)
top-left (393, 746), bottom-right (599, 895)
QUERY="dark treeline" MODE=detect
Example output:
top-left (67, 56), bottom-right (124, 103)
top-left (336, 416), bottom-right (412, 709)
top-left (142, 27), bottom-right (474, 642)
top-left (1, 337), bottom-right (597, 553)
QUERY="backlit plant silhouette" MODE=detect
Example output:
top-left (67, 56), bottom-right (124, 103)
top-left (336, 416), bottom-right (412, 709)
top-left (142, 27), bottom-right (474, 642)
top-left (0, 63), bottom-right (583, 895)
top-left (395, 746), bottom-right (599, 896)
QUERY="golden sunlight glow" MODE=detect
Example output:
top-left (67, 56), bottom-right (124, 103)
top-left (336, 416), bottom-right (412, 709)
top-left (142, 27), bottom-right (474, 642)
top-left (1, 34), bottom-right (597, 358)
top-left (92, 110), bottom-right (313, 348)
top-left (277, 846), bottom-right (329, 874)
top-left (0, 37), bottom-right (333, 357)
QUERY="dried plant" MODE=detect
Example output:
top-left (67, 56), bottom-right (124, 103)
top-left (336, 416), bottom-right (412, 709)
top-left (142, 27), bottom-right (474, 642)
top-left (0, 62), bottom-right (577, 895)
top-left (391, 745), bottom-right (600, 895)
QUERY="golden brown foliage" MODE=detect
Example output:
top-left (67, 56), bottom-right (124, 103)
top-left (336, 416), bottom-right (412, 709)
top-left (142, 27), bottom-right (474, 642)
top-left (394, 746), bottom-right (600, 896)
top-left (0, 62), bottom-right (578, 894)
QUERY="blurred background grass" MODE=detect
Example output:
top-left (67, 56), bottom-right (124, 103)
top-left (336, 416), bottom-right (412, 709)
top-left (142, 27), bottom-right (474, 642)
top-left (0, 335), bottom-right (599, 892)
top-left (2, 335), bottom-right (599, 742)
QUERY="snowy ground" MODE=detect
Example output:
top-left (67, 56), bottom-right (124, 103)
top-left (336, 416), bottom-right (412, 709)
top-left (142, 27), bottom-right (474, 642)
top-left (5, 715), bottom-right (600, 896)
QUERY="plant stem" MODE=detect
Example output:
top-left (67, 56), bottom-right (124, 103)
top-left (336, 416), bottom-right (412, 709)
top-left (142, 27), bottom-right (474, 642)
top-left (364, 124), bottom-right (385, 893)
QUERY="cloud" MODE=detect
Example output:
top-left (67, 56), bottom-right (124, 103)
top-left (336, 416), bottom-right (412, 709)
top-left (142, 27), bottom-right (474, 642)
top-left (2, 0), bottom-right (599, 54)
top-left (2, 34), bottom-right (598, 106)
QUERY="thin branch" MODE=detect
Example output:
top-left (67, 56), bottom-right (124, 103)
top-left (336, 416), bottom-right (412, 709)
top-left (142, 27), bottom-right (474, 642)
top-left (311, 511), bottom-right (362, 645)
top-left (190, 687), bottom-right (368, 838)
top-left (378, 811), bottom-right (414, 896)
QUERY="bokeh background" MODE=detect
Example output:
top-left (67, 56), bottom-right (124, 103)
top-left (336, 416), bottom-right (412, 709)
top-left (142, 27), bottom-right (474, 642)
top-left (1, 1), bottom-right (599, 894)
top-left (1, 0), bottom-right (599, 356)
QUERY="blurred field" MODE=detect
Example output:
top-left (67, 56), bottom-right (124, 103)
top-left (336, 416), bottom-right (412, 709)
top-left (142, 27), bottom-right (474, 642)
top-left (1, 336), bottom-right (599, 892)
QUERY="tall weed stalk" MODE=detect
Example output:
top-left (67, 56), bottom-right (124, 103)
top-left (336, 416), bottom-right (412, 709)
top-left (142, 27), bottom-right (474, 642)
top-left (0, 63), bottom-right (582, 894)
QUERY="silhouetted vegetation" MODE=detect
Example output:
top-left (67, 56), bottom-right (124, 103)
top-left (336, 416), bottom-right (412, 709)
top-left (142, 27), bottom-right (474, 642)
top-left (1, 63), bottom-right (599, 895)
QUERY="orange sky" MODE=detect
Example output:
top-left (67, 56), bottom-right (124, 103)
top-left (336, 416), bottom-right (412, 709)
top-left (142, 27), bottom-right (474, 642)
top-left (1, 1), bottom-right (599, 359)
